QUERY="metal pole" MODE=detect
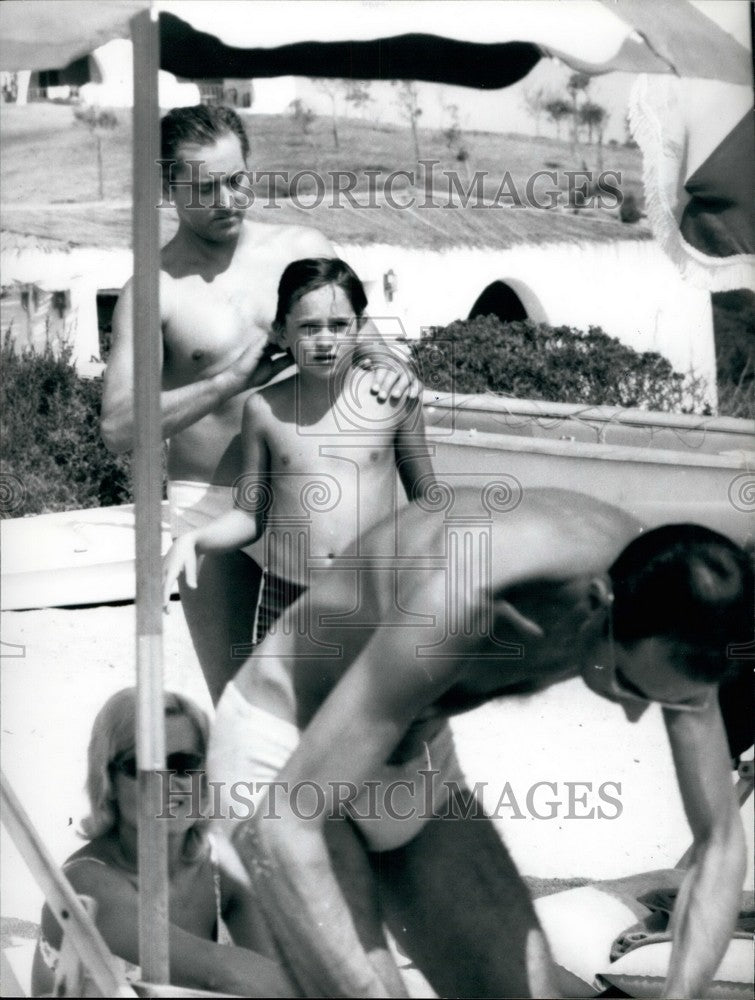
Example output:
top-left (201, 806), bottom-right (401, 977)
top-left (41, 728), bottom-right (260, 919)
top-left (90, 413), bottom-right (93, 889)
top-left (0, 771), bottom-right (136, 997)
top-left (130, 5), bottom-right (170, 986)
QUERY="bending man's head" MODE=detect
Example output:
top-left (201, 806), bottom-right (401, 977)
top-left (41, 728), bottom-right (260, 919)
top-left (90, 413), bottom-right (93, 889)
top-left (583, 524), bottom-right (752, 719)
top-left (608, 523), bottom-right (753, 683)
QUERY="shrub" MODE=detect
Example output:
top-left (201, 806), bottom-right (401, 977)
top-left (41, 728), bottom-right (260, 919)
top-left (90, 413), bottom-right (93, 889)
top-left (1, 335), bottom-right (134, 517)
top-left (713, 290), bottom-right (755, 419)
top-left (619, 191), bottom-right (641, 223)
top-left (412, 315), bottom-right (709, 413)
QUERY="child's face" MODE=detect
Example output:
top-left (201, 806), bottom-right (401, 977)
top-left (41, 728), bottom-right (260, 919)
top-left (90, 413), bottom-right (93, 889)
top-left (282, 284), bottom-right (360, 379)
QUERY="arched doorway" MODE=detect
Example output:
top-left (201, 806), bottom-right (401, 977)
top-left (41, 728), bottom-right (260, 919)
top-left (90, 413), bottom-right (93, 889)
top-left (469, 281), bottom-right (528, 322)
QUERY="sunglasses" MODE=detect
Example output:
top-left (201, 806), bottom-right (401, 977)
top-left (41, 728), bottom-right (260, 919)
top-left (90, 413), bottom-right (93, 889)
top-left (596, 602), bottom-right (712, 714)
top-left (111, 752), bottom-right (205, 779)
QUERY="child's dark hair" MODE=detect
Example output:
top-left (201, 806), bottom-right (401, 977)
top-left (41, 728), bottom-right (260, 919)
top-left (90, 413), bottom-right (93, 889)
top-left (609, 523), bottom-right (754, 682)
top-left (274, 258), bottom-right (368, 334)
top-left (160, 105), bottom-right (250, 174)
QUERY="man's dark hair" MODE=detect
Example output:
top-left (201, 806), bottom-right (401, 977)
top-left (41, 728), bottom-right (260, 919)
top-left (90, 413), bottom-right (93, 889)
top-left (160, 104), bottom-right (250, 166)
top-left (609, 523), bottom-right (754, 682)
top-left (274, 258), bottom-right (368, 332)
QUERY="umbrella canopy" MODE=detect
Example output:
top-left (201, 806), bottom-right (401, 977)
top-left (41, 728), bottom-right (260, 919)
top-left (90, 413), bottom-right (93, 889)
top-left (2, 0), bottom-right (750, 85)
top-left (3, 0), bottom-right (752, 286)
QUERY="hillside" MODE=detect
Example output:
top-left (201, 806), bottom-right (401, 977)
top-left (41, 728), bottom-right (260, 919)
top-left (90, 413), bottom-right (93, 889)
top-left (0, 102), bottom-right (644, 248)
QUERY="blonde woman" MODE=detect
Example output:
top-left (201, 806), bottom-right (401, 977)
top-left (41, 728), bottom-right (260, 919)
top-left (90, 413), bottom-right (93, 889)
top-left (31, 688), bottom-right (293, 997)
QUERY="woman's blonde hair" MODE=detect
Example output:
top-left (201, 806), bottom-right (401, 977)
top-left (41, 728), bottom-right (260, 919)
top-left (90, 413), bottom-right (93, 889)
top-left (80, 687), bottom-right (210, 841)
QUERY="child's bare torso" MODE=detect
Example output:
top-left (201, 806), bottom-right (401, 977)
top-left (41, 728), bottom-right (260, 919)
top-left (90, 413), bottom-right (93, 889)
top-left (253, 371), bottom-right (422, 583)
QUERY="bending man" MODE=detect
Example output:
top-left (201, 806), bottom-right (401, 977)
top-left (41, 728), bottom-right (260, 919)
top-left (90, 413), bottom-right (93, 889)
top-left (208, 486), bottom-right (752, 998)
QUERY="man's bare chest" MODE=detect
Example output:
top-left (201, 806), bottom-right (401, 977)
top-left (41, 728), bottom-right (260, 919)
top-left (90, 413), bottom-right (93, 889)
top-left (163, 272), bottom-right (273, 375)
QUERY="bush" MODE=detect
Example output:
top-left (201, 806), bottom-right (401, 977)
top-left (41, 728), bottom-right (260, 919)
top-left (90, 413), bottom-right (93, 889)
top-left (619, 191), bottom-right (641, 223)
top-left (713, 290), bottom-right (755, 419)
top-left (1, 335), bottom-right (134, 517)
top-left (413, 315), bottom-right (709, 412)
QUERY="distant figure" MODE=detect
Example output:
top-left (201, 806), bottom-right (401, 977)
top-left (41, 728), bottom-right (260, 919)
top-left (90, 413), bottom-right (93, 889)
top-left (101, 105), bottom-right (417, 704)
top-left (31, 687), bottom-right (294, 997)
top-left (208, 489), bottom-right (751, 998)
top-left (162, 256), bottom-right (435, 646)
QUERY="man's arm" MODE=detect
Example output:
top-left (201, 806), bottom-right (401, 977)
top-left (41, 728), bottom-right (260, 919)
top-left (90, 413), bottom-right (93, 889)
top-left (663, 698), bottom-right (747, 998)
top-left (100, 275), bottom-right (290, 454)
top-left (234, 573), bottom-right (457, 997)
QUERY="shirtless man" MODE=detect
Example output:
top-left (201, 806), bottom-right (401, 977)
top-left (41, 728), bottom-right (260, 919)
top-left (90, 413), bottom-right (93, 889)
top-left (101, 105), bottom-right (415, 703)
top-left (207, 486), bottom-right (752, 998)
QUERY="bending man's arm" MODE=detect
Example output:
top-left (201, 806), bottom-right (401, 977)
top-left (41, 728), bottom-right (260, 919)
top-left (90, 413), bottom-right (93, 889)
top-left (235, 664), bottom-right (417, 996)
top-left (663, 698), bottom-right (746, 998)
top-left (100, 275), bottom-right (290, 454)
top-left (233, 574), bottom-right (458, 996)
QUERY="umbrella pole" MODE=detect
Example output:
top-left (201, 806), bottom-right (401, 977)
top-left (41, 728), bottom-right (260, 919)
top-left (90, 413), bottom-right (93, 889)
top-left (130, 6), bottom-right (170, 986)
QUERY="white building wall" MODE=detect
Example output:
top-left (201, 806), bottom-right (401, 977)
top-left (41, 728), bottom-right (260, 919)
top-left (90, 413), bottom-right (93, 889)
top-left (3, 239), bottom-right (716, 401)
top-left (251, 77), bottom-right (298, 114)
top-left (1, 248), bottom-right (133, 375)
top-left (336, 239), bottom-right (716, 404)
top-left (79, 39), bottom-right (200, 108)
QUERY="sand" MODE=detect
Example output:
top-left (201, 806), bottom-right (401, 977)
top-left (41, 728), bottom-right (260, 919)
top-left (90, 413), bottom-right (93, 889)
top-left (1, 600), bottom-right (753, 930)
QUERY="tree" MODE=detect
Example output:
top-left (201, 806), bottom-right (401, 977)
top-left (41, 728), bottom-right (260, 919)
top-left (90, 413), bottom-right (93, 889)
top-left (521, 85), bottom-right (549, 138)
top-left (391, 80), bottom-right (423, 161)
top-left (579, 101), bottom-right (608, 145)
top-left (73, 106), bottom-right (118, 200)
top-left (566, 72), bottom-right (591, 153)
top-left (580, 100), bottom-right (609, 170)
top-left (441, 102), bottom-right (472, 181)
top-left (288, 98), bottom-right (315, 137)
top-left (311, 78), bottom-right (342, 151)
top-left (344, 80), bottom-right (373, 119)
top-left (441, 102), bottom-right (462, 151)
top-left (544, 98), bottom-right (571, 140)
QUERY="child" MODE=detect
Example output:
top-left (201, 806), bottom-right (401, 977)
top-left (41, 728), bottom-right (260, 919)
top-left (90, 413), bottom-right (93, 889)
top-left (163, 257), bottom-right (435, 645)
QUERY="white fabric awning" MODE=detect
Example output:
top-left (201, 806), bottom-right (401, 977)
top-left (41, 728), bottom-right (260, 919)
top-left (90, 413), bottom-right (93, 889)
top-left (1, 0), bottom-right (751, 86)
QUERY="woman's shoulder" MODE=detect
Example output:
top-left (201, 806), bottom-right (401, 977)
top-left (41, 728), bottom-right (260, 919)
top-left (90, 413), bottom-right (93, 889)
top-left (39, 840), bottom-right (123, 943)
top-left (60, 837), bottom-right (137, 892)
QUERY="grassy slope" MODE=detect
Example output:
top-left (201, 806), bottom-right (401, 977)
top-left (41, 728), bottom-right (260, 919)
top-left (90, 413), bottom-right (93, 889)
top-left (0, 103), bottom-right (643, 247)
top-left (2, 104), bottom-right (749, 415)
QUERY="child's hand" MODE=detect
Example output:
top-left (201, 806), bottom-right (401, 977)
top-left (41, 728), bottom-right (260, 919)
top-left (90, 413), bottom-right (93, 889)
top-left (162, 533), bottom-right (199, 611)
